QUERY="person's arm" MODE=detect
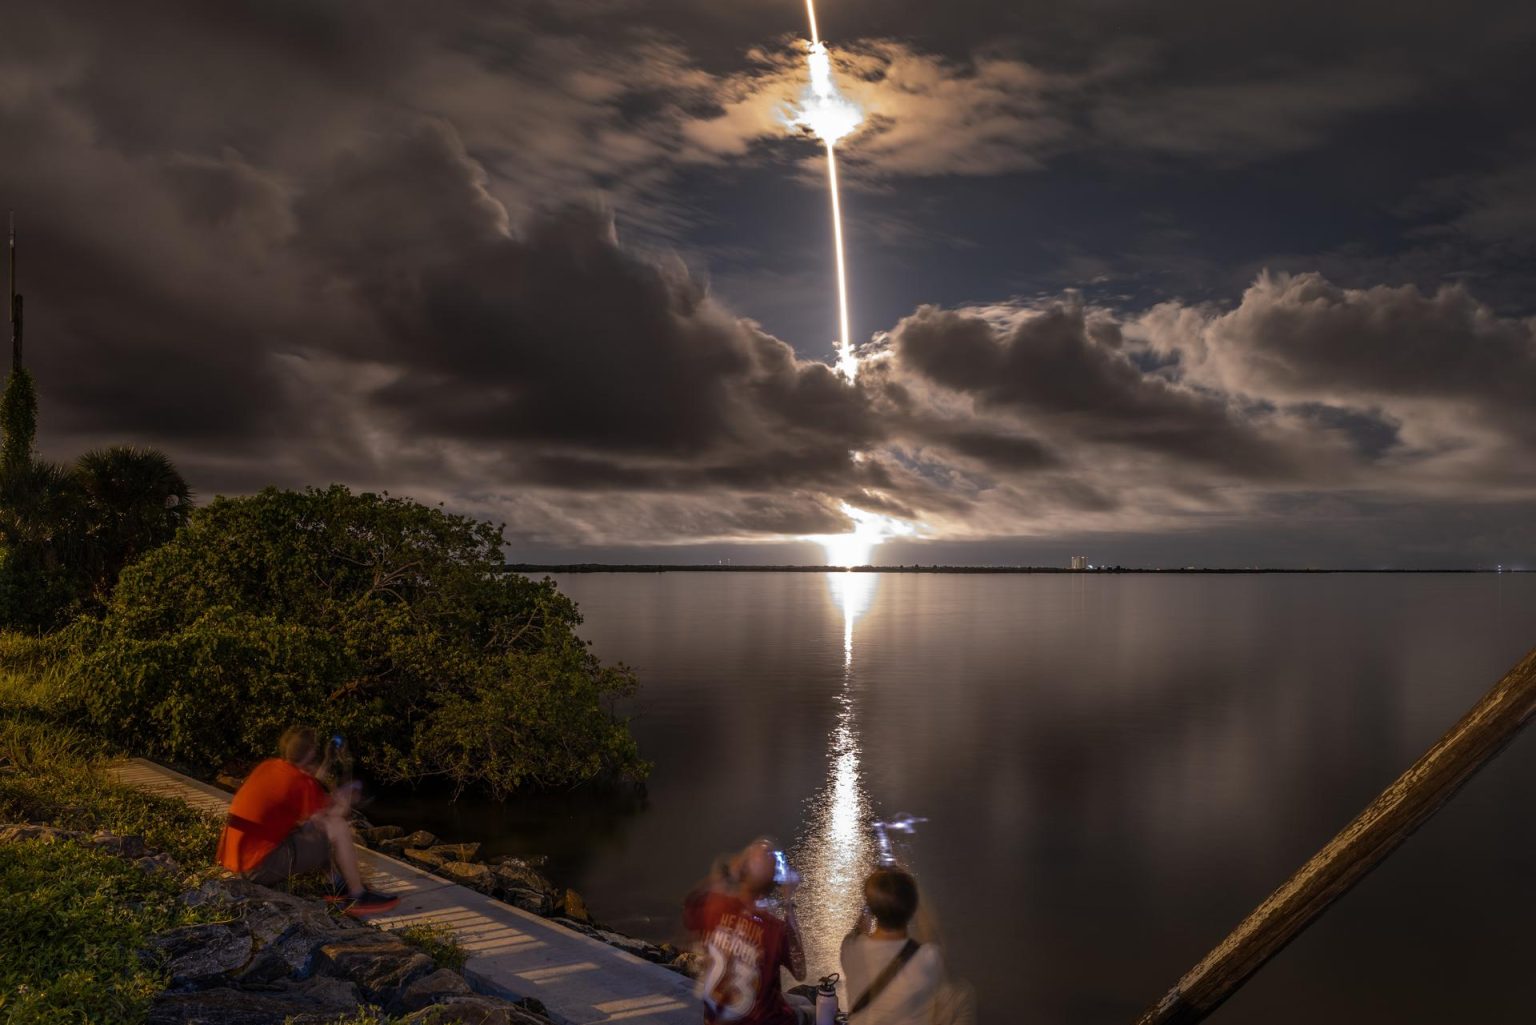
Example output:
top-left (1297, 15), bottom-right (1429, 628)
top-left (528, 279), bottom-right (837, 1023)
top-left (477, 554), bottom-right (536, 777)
top-left (783, 901), bottom-right (807, 981)
top-left (302, 776), bottom-right (346, 821)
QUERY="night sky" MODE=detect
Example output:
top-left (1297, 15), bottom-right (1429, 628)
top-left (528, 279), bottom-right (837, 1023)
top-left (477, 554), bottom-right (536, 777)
top-left (4, 0), bottom-right (1535, 566)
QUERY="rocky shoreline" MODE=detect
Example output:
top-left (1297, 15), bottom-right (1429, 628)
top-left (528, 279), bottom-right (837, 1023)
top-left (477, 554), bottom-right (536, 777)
top-left (0, 822), bottom-right (555, 1025)
top-left (351, 824), bottom-right (701, 978)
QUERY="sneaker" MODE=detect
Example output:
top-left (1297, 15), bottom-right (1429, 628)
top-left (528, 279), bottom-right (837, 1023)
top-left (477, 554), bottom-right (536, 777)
top-left (343, 888), bottom-right (401, 917)
top-left (320, 876), bottom-right (350, 903)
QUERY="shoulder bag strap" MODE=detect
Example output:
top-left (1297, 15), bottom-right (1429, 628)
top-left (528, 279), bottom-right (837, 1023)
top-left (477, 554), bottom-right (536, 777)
top-left (849, 939), bottom-right (921, 1016)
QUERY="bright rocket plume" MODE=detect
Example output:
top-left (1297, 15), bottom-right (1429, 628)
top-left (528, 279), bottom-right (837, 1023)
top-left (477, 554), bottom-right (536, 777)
top-left (792, 0), bottom-right (864, 382)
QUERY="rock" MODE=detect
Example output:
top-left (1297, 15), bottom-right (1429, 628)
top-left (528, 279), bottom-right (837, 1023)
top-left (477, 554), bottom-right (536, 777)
top-left (0, 823), bottom-right (77, 844)
top-left (214, 772), bottom-right (244, 791)
top-left (378, 830), bottom-right (437, 854)
top-left (488, 866), bottom-right (556, 903)
top-left (486, 853), bottom-right (548, 869)
top-left (404, 847), bottom-right (449, 870)
top-left (90, 830), bottom-right (148, 859)
top-left (550, 917), bottom-right (602, 940)
top-left (496, 885), bottom-right (554, 916)
top-left (147, 976), bottom-right (360, 1025)
top-left (137, 853), bottom-right (181, 875)
top-left (238, 900), bottom-right (307, 948)
top-left (671, 951), bottom-right (704, 977)
top-left (360, 825), bottom-right (406, 844)
top-left (180, 876), bottom-right (307, 910)
top-left (513, 996), bottom-right (550, 1019)
top-left (489, 860), bottom-right (554, 894)
top-left (560, 889), bottom-right (590, 924)
top-left (313, 931), bottom-right (436, 1006)
top-left (399, 967), bottom-right (474, 1010)
top-left (145, 921), bottom-right (255, 988)
top-left (596, 929), bottom-right (666, 962)
top-left (237, 905), bottom-right (354, 984)
top-left (437, 860), bottom-right (494, 891)
top-left (427, 842), bottom-right (481, 862)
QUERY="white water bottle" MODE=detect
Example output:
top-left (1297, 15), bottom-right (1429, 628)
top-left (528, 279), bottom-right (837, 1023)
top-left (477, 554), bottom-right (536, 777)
top-left (816, 973), bottom-right (840, 1025)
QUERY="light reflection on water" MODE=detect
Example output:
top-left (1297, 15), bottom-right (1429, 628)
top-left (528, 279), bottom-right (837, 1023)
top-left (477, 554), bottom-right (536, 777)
top-left (792, 571), bottom-right (880, 979)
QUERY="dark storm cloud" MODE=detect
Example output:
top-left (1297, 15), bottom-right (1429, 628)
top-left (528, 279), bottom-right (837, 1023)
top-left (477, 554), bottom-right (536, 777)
top-left (2, 0), bottom-right (1534, 558)
top-left (888, 303), bottom-right (1302, 479)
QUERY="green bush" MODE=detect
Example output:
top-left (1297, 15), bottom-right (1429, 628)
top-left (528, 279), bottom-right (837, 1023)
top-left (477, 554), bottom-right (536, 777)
top-left (63, 486), bottom-right (645, 796)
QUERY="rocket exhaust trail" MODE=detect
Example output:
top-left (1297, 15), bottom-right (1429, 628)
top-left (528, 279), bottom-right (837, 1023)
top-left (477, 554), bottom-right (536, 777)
top-left (796, 0), bottom-right (862, 381)
top-left (825, 141), bottom-right (856, 381)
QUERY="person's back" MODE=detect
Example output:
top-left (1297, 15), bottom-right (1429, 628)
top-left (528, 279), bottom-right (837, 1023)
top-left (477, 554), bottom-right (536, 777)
top-left (840, 934), bottom-right (943, 1025)
top-left (684, 840), bottom-right (806, 1025)
top-left (218, 756), bottom-right (328, 873)
top-left (840, 868), bottom-right (943, 1025)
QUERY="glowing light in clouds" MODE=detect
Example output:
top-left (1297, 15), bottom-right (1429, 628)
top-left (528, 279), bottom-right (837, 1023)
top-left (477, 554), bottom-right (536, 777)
top-left (808, 502), bottom-right (918, 568)
top-left (791, 40), bottom-right (864, 146)
top-left (790, 0), bottom-right (865, 382)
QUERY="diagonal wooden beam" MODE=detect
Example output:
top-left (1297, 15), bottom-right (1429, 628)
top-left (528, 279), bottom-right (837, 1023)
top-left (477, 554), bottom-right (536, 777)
top-left (1137, 643), bottom-right (1536, 1025)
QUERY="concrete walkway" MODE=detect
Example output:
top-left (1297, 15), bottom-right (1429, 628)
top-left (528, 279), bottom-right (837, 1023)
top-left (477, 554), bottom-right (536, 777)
top-left (108, 759), bottom-right (697, 1025)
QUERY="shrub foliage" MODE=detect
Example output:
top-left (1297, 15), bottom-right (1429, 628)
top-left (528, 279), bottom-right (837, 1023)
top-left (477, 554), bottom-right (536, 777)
top-left (67, 486), bottom-right (645, 795)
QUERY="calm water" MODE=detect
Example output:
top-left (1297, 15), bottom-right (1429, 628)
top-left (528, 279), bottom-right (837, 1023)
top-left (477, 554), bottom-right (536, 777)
top-left (377, 572), bottom-right (1536, 1023)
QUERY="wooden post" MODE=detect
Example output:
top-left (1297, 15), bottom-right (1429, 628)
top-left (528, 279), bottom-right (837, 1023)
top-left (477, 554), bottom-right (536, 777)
top-left (1136, 643), bottom-right (1536, 1025)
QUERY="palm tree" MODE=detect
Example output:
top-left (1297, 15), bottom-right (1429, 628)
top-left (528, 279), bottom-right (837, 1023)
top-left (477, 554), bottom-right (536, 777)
top-left (0, 458), bottom-right (87, 630)
top-left (73, 446), bottom-right (193, 604)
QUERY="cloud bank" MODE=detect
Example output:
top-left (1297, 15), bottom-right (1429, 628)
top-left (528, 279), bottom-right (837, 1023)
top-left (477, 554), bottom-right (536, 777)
top-left (3, 0), bottom-right (1534, 562)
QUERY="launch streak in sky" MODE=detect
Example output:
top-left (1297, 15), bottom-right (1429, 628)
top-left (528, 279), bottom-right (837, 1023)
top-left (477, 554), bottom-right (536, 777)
top-left (792, 0), bottom-right (864, 382)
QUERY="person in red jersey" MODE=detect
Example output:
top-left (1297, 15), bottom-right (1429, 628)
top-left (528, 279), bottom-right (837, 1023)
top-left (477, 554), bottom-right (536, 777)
top-left (217, 726), bottom-right (398, 916)
top-left (684, 838), bottom-right (809, 1024)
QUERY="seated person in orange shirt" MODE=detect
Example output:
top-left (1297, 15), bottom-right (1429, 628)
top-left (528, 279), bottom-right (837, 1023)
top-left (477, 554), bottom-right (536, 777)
top-left (216, 726), bottom-right (398, 916)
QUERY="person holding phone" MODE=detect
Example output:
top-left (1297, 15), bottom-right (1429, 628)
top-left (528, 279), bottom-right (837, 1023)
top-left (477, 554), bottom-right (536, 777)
top-left (216, 726), bottom-right (398, 916)
top-left (840, 868), bottom-right (944, 1024)
top-left (684, 838), bottom-right (809, 1023)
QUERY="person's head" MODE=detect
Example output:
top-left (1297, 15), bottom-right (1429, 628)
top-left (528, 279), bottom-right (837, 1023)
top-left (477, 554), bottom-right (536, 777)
top-left (730, 838), bottom-right (778, 899)
top-left (278, 726), bottom-right (323, 772)
top-left (864, 867), bottom-right (919, 932)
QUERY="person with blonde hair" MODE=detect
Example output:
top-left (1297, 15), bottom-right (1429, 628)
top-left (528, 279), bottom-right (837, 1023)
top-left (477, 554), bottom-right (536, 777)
top-left (217, 726), bottom-right (398, 916)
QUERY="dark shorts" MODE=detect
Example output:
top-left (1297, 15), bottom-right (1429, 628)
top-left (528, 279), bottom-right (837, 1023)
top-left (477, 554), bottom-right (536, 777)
top-left (247, 820), bottom-right (331, 886)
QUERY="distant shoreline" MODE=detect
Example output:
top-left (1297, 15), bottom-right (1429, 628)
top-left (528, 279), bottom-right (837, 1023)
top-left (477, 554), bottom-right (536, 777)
top-left (507, 564), bottom-right (1527, 575)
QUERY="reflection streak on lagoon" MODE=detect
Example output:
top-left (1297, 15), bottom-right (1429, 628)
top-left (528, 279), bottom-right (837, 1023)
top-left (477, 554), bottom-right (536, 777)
top-left (793, 571), bottom-right (879, 980)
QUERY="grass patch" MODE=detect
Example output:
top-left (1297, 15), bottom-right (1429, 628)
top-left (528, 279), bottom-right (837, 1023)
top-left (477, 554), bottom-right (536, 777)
top-left (0, 630), bottom-right (80, 714)
top-left (0, 837), bottom-right (216, 1024)
top-left (0, 717), bottom-right (220, 866)
top-left (391, 921), bottom-right (469, 971)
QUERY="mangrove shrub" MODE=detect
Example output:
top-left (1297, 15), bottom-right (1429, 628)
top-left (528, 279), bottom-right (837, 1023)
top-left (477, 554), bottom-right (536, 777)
top-left (69, 486), bottom-right (645, 795)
